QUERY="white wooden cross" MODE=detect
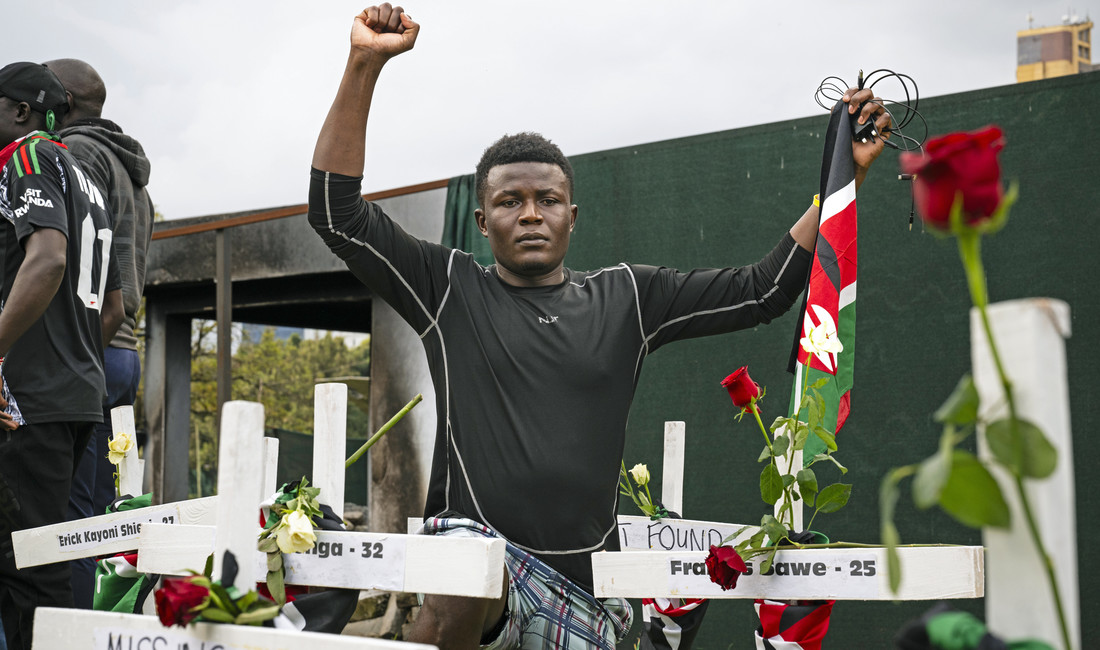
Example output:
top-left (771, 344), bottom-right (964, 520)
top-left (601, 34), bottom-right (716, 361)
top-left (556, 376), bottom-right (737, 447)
top-left (970, 298), bottom-right (1080, 649)
top-left (595, 421), bottom-right (985, 602)
top-left (31, 401), bottom-right (436, 649)
top-left (137, 384), bottom-right (506, 599)
top-left (11, 405), bottom-right (221, 571)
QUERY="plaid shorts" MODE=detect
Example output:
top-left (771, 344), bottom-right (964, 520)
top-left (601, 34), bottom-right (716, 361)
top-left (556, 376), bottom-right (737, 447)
top-left (421, 517), bottom-right (633, 649)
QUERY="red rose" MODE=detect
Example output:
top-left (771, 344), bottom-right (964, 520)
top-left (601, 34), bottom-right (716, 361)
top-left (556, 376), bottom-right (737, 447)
top-left (722, 366), bottom-right (761, 412)
top-left (899, 125), bottom-right (1005, 230)
top-left (705, 544), bottom-right (747, 590)
top-left (155, 577), bottom-right (209, 627)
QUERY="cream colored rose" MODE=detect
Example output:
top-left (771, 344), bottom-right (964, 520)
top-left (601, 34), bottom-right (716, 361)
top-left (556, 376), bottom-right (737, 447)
top-left (275, 510), bottom-right (317, 554)
top-left (629, 463), bottom-right (650, 486)
top-left (107, 432), bottom-right (135, 465)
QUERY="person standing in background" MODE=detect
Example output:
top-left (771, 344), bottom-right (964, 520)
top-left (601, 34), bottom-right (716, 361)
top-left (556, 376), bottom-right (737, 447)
top-left (0, 60), bottom-right (122, 650)
top-left (44, 58), bottom-right (153, 610)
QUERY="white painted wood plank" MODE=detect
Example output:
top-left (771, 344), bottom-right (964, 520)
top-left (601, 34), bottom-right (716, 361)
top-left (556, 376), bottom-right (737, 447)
top-left (13, 497), bottom-right (217, 568)
top-left (262, 436), bottom-right (280, 498)
top-left (408, 514), bottom-right (755, 553)
top-left (661, 421), bottom-right (685, 515)
top-left (404, 534), bottom-right (505, 597)
top-left (313, 383), bottom-right (348, 519)
top-left (213, 401), bottom-right (264, 587)
top-left (971, 298), bottom-right (1079, 649)
top-left (111, 405), bottom-right (143, 498)
top-left (773, 421), bottom-right (803, 533)
top-left (616, 515), bottom-right (753, 552)
top-left (592, 546), bottom-right (983, 600)
top-left (136, 522), bottom-right (215, 576)
top-left (139, 525), bottom-right (506, 598)
top-left (31, 608), bottom-right (435, 649)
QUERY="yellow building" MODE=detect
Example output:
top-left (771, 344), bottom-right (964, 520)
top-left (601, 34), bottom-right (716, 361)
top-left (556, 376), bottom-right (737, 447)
top-left (1017, 17), bottom-right (1093, 82)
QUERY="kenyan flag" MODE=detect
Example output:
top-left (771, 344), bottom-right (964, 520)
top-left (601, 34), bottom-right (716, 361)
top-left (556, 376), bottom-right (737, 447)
top-left (788, 99), bottom-right (858, 461)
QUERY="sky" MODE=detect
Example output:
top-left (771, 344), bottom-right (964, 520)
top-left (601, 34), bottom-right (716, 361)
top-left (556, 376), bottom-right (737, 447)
top-left (8, 1), bottom-right (1093, 220)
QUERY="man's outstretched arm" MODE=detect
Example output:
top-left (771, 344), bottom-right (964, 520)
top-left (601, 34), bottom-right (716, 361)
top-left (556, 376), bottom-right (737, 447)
top-left (312, 3), bottom-right (419, 176)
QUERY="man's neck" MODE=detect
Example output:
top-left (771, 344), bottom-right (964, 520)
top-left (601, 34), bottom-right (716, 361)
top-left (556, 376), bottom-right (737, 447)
top-left (494, 265), bottom-right (566, 288)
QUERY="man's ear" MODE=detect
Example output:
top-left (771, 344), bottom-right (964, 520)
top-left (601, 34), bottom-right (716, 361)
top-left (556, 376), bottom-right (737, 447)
top-left (13, 102), bottom-right (33, 126)
top-left (569, 204), bottom-right (578, 232)
top-left (475, 209), bottom-right (488, 237)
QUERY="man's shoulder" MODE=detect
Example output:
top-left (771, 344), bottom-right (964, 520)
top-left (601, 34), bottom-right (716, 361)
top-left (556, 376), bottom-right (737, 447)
top-left (567, 262), bottom-right (652, 285)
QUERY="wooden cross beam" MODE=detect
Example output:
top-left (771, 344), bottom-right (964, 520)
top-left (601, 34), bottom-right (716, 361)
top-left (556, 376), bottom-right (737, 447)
top-left (32, 400), bottom-right (436, 649)
top-left (137, 384), bottom-right (505, 599)
top-left (11, 405), bottom-right (224, 570)
top-left (596, 421), bottom-right (985, 601)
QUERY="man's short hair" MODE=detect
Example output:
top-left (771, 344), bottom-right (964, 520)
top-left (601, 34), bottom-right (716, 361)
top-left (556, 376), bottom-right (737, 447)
top-left (475, 132), bottom-right (574, 207)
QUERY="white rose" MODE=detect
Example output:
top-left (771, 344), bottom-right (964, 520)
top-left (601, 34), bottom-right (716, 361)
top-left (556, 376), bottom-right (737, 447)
top-left (107, 432), bottom-right (135, 465)
top-left (629, 463), bottom-right (650, 487)
top-left (800, 322), bottom-right (843, 356)
top-left (276, 510), bottom-right (317, 554)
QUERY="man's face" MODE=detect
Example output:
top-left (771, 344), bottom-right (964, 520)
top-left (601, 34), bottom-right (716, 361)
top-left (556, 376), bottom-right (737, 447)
top-left (475, 162), bottom-right (577, 287)
top-left (0, 97), bottom-right (25, 147)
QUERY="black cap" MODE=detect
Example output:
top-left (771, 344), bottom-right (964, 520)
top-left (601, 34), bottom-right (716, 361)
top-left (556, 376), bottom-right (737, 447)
top-left (0, 62), bottom-right (69, 116)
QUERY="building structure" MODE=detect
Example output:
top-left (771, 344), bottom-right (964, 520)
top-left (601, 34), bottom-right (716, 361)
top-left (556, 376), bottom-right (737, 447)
top-left (1017, 14), bottom-right (1093, 81)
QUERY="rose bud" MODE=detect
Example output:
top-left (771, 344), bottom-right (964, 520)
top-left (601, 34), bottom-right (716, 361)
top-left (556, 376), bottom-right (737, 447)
top-left (722, 366), bottom-right (761, 413)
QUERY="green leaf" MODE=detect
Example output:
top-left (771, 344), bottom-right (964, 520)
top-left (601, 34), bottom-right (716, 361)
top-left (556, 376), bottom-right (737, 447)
top-left (879, 467), bottom-right (904, 529)
top-left (266, 568), bottom-right (287, 606)
top-left (792, 422), bottom-right (810, 451)
top-left (257, 537), bottom-right (279, 554)
top-left (815, 483), bottom-right (852, 514)
top-left (772, 434), bottom-right (790, 457)
top-left (769, 416), bottom-right (788, 433)
top-left (796, 468), bottom-right (818, 506)
top-left (882, 521), bottom-right (902, 594)
top-left (813, 391), bottom-right (826, 419)
top-left (809, 453), bottom-right (847, 474)
top-left (236, 590), bottom-right (259, 611)
top-left (202, 553), bottom-right (214, 578)
top-left (209, 582), bottom-right (240, 616)
top-left (986, 418), bottom-right (1058, 479)
top-left (912, 443), bottom-right (952, 509)
top-left (266, 551), bottom-right (283, 572)
top-left (776, 500), bottom-right (791, 524)
top-left (723, 525), bottom-right (755, 545)
top-left (807, 394), bottom-right (822, 428)
top-left (759, 548), bottom-right (778, 575)
top-left (933, 374), bottom-right (980, 425)
top-left (809, 376), bottom-right (831, 390)
top-left (938, 451), bottom-right (1011, 528)
top-left (757, 445), bottom-right (773, 462)
top-left (235, 605), bottom-right (281, 626)
top-left (811, 426), bottom-right (837, 452)
top-left (760, 515), bottom-right (787, 545)
top-left (781, 473), bottom-right (795, 488)
top-left (199, 608), bottom-right (235, 623)
top-left (760, 464), bottom-right (783, 505)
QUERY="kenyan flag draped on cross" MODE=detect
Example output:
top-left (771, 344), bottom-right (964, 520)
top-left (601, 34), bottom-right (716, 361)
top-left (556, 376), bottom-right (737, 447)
top-left (788, 100), bottom-right (859, 462)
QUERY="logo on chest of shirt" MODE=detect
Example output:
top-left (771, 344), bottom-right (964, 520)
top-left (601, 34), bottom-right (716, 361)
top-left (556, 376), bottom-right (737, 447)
top-left (538, 315), bottom-right (559, 325)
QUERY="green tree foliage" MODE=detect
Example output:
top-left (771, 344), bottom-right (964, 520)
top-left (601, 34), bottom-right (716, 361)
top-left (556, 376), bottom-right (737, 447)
top-left (188, 322), bottom-right (371, 497)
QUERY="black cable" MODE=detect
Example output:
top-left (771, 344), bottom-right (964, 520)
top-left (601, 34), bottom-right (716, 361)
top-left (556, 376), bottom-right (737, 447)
top-left (816, 69), bottom-right (926, 228)
top-left (815, 68), bottom-right (927, 152)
